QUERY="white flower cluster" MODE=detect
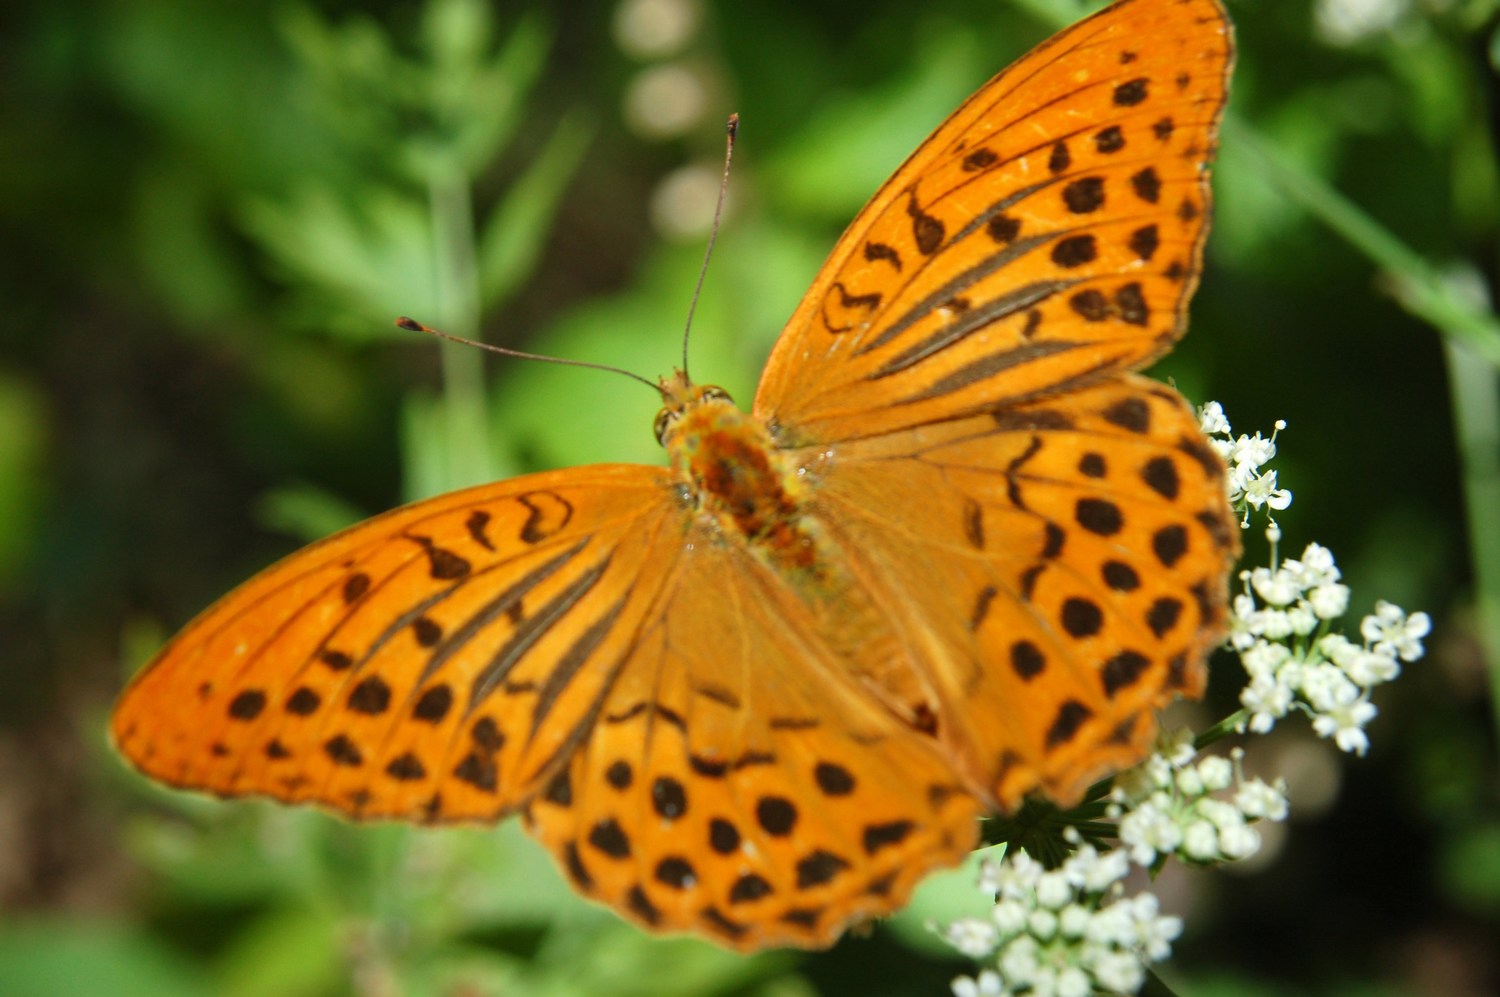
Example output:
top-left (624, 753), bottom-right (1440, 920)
top-left (1231, 532), bottom-right (1430, 755)
top-left (1198, 401), bottom-right (1291, 519)
top-left (946, 836), bottom-right (1182, 997)
top-left (944, 739), bottom-right (1291, 997)
top-left (1111, 731), bottom-right (1289, 868)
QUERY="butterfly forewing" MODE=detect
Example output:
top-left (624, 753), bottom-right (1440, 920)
top-left (754, 0), bottom-right (1232, 444)
top-left (112, 466), bottom-right (685, 822)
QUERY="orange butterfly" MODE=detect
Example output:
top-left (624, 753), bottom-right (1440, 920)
top-left (113, 0), bottom-right (1237, 951)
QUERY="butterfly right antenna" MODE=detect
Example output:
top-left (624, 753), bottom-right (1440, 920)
top-left (679, 113), bottom-right (739, 384)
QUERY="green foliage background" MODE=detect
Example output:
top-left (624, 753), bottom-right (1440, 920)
top-left (1, 0), bottom-right (1498, 993)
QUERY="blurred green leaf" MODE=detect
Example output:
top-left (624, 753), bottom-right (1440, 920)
top-left (765, 27), bottom-right (985, 221)
top-left (240, 185), bottom-right (436, 337)
top-left (1441, 821), bottom-right (1500, 914)
top-left (478, 112), bottom-right (593, 310)
top-left (882, 847), bottom-right (1001, 956)
top-left (255, 483), bottom-right (367, 544)
top-left (413, 5), bottom-right (550, 180)
top-left (215, 906), bottom-right (342, 997)
top-left (0, 920), bottom-right (211, 997)
top-left (0, 370), bottom-right (47, 591)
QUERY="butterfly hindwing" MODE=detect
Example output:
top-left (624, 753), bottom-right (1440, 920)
top-left (524, 512), bottom-right (984, 950)
top-left (803, 375), bottom-right (1237, 807)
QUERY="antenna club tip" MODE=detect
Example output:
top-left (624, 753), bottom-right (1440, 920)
top-left (395, 316), bottom-right (427, 332)
top-left (726, 113), bottom-right (739, 137)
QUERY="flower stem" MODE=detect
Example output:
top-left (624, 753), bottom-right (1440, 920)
top-left (1196, 709), bottom-right (1249, 751)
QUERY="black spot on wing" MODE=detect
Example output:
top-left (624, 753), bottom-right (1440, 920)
top-left (1095, 125), bottom-right (1125, 153)
top-left (1048, 141), bottom-right (1071, 173)
top-left (588, 818), bottom-right (631, 858)
top-left (908, 195), bottom-right (944, 255)
top-left (1153, 525), bottom-right (1189, 567)
top-left (1101, 651), bottom-right (1151, 697)
top-left (227, 690), bottom-right (265, 720)
top-left (1103, 397), bottom-right (1150, 433)
top-left (348, 676), bottom-right (391, 715)
top-left (407, 534), bottom-right (471, 579)
top-left (1062, 177), bottom-right (1105, 214)
top-left (1061, 598), bottom-right (1103, 638)
top-left (1011, 640), bottom-right (1046, 680)
top-left (342, 573), bottom-right (370, 603)
top-left (465, 510), bottom-right (494, 550)
top-left (1131, 167), bottom-right (1162, 204)
top-left (1046, 700), bottom-right (1092, 748)
top-left (796, 849), bottom-right (850, 888)
top-left (1114, 78), bottom-right (1149, 106)
top-left (962, 147), bottom-right (999, 170)
top-left (862, 820), bottom-right (914, 855)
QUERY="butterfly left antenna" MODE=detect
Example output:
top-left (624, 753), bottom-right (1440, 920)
top-left (395, 317), bottom-right (664, 396)
top-left (679, 113), bottom-right (739, 384)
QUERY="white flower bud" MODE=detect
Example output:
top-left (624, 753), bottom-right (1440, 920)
top-left (1182, 820), bottom-right (1219, 860)
top-left (1197, 756), bottom-right (1233, 791)
top-left (1309, 583), bottom-right (1350, 619)
top-left (1056, 966), bottom-right (1091, 997)
top-left (1234, 778), bottom-right (1289, 821)
top-left (1218, 823), bottom-right (1262, 860)
top-left (992, 899), bottom-right (1029, 937)
top-left (1028, 908), bottom-right (1059, 941)
top-left (1091, 951), bottom-right (1145, 993)
top-left (1036, 872), bottom-right (1073, 910)
top-left (1059, 904), bottom-right (1092, 938)
top-left (945, 917), bottom-right (1000, 958)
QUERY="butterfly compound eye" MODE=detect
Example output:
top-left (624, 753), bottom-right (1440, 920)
top-left (701, 385), bottom-right (734, 404)
top-left (653, 407), bottom-right (675, 446)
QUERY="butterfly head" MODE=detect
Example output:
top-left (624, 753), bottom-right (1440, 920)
top-left (652, 372), bottom-right (737, 448)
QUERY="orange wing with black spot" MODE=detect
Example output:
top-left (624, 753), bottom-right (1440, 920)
top-left (756, 0), bottom-right (1232, 444)
top-left (113, 467), bottom-right (682, 823)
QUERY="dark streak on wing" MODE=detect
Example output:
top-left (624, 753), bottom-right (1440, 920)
top-left (518, 491), bottom-right (576, 544)
top-left (416, 540), bottom-right (589, 689)
top-left (868, 275), bottom-right (1078, 380)
top-left (604, 702), bottom-right (647, 725)
top-left (361, 586), bottom-right (463, 663)
top-left (895, 339), bottom-right (1086, 404)
top-left (528, 592), bottom-right (631, 734)
top-left (851, 175), bottom-right (1063, 355)
top-left (467, 553), bottom-right (615, 714)
top-left (856, 229), bottom-right (1063, 362)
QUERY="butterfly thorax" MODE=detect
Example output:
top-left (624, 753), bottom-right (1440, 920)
top-left (658, 377), bottom-right (820, 577)
top-left (661, 378), bottom-right (939, 723)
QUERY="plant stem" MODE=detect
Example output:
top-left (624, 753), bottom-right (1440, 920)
top-left (429, 165), bottom-right (493, 490)
top-left (1444, 341), bottom-right (1500, 739)
top-left (1224, 117), bottom-right (1500, 367)
top-left (1142, 969), bottom-right (1182, 997)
